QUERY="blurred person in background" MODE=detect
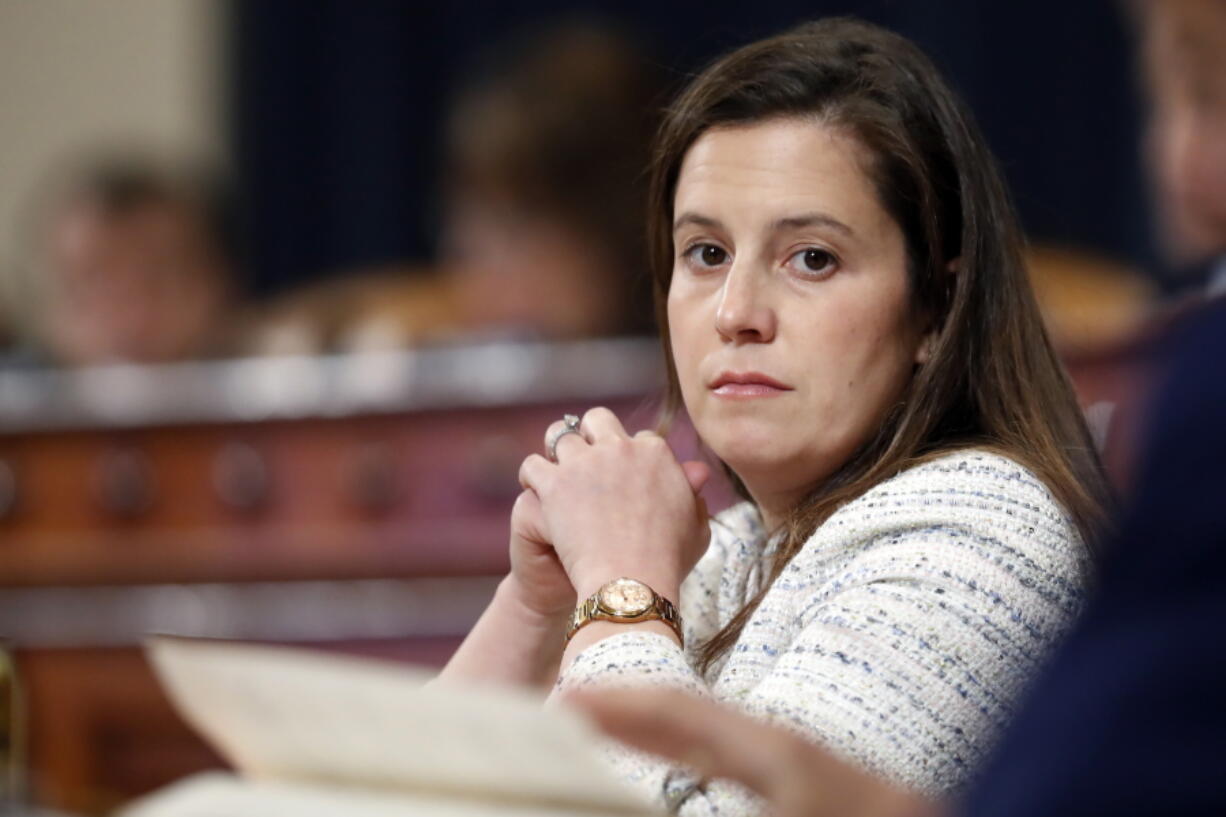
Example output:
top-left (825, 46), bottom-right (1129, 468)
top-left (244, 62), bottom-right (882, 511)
top-left (1145, 0), bottom-right (1226, 281)
top-left (437, 20), bottom-right (662, 340)
top-left (4, 152), bottom-right (236, 367)
top-left (249, 21), bottom-right (664, 355)
top-left (571, 2), bottom-right (1226, 816)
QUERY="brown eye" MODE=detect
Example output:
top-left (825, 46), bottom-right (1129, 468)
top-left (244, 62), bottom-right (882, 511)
top-left (802, 248), bottom-right (832, 270)
top-left (700, 245), bottom-right (728, 266)
top-left (684, 243), bottom-right (729, 268)
top-left (786, 247), bottom-right (837, 277)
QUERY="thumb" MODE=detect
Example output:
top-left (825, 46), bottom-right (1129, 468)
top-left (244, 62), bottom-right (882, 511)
top-left (681, 460), bottom-right (711, 494)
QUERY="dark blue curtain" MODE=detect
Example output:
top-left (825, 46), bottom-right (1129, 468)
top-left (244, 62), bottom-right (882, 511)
top-left (230, 0), bottom-right (1152, 297)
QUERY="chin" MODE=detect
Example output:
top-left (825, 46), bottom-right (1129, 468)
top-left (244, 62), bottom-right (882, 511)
top-left (703, 428), bottom-right (796, 476)
top-left (702, 424), bottom-right (850, 499)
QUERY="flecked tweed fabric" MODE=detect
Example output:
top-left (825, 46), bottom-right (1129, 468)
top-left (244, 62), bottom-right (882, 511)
top-left (554, 449), bottom-right (1091, 815)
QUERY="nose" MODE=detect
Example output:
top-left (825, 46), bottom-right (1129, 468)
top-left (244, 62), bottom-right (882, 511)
top-left (714, 262), bottom-right (776, 344)
top-left (1156, 110), bottom-right (1199, 211)
top-left (1152, 107), bottom-right (1226, 256)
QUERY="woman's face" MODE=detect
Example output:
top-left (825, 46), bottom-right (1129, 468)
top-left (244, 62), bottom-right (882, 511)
top-left (667, 117), bottom-right (929, 517)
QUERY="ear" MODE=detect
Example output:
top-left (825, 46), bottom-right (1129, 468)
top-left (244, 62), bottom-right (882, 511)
top-left (914, 257), bottom-right (960, 365)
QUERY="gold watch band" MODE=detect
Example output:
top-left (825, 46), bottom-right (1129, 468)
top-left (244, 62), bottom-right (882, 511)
top-left (565, 580), bottom-right (684, 647)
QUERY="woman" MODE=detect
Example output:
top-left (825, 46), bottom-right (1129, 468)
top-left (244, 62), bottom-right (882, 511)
top-left (439, 17), bottom-right (1109, 814)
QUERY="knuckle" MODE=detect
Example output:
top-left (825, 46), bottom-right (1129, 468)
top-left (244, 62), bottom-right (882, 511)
top-left (632, 433), bottom-right (669, 461)
top-left (518, 454), bottom-right (540, 480)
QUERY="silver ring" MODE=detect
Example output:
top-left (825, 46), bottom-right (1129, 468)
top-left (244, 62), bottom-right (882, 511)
top-left (546, 414), bottom-right (583, 462)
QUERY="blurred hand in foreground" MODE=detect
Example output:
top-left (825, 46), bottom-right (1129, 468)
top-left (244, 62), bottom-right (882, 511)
top-left (570, 687), bottom-right (942, 817)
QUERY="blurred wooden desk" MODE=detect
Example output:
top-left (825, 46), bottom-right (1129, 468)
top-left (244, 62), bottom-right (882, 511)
top-left (0, 338), bottom-right (680, 814)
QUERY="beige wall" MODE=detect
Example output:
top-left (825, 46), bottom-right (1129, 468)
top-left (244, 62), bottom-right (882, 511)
top-left (0, 0), bottom-right (224, 276)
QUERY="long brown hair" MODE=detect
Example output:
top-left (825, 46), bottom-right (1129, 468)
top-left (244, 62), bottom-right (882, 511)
top-left (647, 18), bottom-right (1112, 673)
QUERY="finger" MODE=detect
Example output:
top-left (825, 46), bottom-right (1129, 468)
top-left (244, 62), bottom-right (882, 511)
top-left (544, 418), bottom-right (589, 462)
top-left (569, 689), bottom-right (791, 796)
top-left (572, 689), bottom-right (922, 817)
top-left (634, 428), bottom-right (675, 451)
top-left (681, 460), bottom-right (711, 494)
top-left (518, 453), bottom-right (555, 495)
top-left (581, 406), bottom-right (629, 441)
top-left (633, 431), bottom-right (706, 496)
top-left (511, 489), bottom-right (550, 544)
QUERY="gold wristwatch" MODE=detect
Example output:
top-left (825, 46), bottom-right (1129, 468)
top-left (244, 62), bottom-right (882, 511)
top-left (565, 577), bottom-right (683, 646)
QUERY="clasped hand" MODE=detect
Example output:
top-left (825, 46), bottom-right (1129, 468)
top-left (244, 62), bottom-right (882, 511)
top-left (509, 407), bottom-right (711, 620)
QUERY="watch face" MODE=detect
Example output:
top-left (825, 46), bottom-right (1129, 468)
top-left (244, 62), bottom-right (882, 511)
top-left (599, 578), bottom-right (654, 616)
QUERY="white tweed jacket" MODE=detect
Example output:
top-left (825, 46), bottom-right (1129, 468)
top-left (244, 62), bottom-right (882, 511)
top-left (554, 448), bottom-right (1091, 815)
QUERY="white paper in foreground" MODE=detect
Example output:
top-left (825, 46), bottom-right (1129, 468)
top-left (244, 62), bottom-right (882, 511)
top-left (140, 636), bottom-right (661, 816)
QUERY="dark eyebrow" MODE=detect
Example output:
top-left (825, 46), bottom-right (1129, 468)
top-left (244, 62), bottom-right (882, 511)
top-left (770, 212), bottom-right (855, 237)
top-left (672, 212), bottom-right (724, 233)
top-left (673, 210), bottom-right (854, 237)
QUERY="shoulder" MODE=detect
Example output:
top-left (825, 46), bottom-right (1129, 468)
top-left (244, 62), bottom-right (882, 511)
top-left (1137, 297), bottom-right (1226, 485)
top-left (805, 448), bottom-right (1091, 615)
top-left (769, 451), bottom-right (1091, 792)
top-left (836, 447), bottom-right (1080, 552)
top-left (873, 447), bottom-right (1064, 505)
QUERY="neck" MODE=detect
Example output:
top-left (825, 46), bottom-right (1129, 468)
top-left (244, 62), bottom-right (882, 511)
top-left (743, 483), bottom-right (803, 534)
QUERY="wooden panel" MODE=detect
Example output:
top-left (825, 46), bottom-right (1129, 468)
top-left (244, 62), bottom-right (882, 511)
top-left (17, 640), bottom-right (463, 815)
top-left (0, 342), bottom-right (728, 812)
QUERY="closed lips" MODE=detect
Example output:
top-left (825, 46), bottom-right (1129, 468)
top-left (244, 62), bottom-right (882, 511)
top-left (708, 372), bottom-right (793, 395)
